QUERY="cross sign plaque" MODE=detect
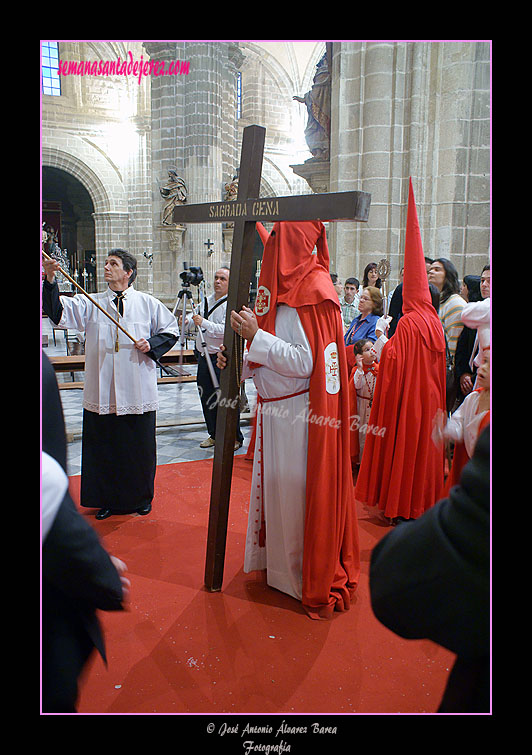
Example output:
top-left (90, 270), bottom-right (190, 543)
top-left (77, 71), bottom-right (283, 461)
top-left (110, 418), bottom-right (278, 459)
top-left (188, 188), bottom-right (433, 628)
top-left (172, 125), bottom-right (371, 592)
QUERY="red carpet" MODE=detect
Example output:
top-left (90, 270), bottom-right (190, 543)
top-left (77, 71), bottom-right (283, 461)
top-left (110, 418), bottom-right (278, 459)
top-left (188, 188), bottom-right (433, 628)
top-left (69, 458), bottom-right (455, 716)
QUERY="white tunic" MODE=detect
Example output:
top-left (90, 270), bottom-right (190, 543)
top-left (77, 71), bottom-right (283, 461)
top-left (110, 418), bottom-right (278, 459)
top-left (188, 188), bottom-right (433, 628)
top-left (444, 390), bottom-right (489, 458)
top-left (183, 294), bottom-right (227, 355)
top-left (461, 298), bottom-right (490, 370)
top-left (56, 287), bottom-right (178, 415)
top-left (242, 305), bottom-right (313, 601)
top-left (352, 367), bottom-right (377, 457)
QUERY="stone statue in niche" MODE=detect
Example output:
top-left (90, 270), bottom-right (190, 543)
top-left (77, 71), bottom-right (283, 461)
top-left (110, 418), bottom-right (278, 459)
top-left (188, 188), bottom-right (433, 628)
top-left (224, 174), bottom-right (239, 201)
top-left (42, 223), bottom-right (71, 291)
top-left (293, 52), bottom-right (331, 161)
top-left (223, 174), bottom-right (239, 228)
top-left (160, 169), bottom-right (187, 225)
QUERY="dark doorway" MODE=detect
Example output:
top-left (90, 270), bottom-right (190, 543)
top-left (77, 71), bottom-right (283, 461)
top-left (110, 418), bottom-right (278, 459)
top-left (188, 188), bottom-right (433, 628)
top-left (42, 166), bottom-right (97, 291)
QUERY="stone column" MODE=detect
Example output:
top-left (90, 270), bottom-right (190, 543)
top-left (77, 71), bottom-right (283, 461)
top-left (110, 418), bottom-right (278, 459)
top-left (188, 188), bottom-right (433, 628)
top-left (328, 42), bottom-right (364, 280)
top-left (182, 42), bottom-right (232, 295)
top-left (329, 41), bottom-right (490, 287)
top-left (125, 119), bottom-right (153, 293)
top-left (220, 44), bottom-right (245, 260)
top-left (428, 41), bottom-right (491, 275)
top-left (92, 211), bottom-right (130, 291)
top-left (360, 41), bottom-right (407, 284)
top-left (144, 41), bottom-right (187, 307)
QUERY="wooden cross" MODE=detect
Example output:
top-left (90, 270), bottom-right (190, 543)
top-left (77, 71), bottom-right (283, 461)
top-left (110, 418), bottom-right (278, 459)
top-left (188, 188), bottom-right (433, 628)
top-left (172, 125), bottom-right (371, 592)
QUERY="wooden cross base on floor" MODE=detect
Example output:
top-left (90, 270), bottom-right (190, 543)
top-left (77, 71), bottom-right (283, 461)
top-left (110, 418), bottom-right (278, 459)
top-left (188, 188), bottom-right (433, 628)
top-left (172, 125), bottom-right (371, 592)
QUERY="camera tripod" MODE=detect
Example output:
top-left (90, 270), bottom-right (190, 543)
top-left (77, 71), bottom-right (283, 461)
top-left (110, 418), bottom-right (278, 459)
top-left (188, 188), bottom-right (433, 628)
top-left (173, 280), bottom-right (219, 390)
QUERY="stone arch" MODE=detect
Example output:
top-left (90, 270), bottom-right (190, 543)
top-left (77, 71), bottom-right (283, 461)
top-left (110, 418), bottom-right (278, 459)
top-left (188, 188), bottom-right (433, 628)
top-left (41, 142), bottom-right (127, 215)
top-left (260, 157), bottom-right (305, 197)
top-left (42, 141), bottom-right (130, 289)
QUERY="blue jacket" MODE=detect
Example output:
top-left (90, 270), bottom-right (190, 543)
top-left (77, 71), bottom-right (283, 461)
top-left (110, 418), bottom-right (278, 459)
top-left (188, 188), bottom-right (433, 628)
top-left (344, 313), bottom-right (380, 346)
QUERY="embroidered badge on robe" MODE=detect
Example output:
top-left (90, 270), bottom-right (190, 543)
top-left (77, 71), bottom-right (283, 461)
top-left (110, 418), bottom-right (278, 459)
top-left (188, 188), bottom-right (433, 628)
top-left (255, 285), bottom-right (271, 316)
top-left (324, 342), bottom-right (340, 394)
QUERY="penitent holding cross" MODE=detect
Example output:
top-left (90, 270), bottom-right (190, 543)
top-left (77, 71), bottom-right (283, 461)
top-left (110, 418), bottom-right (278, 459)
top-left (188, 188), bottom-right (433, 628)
top-left (171, 125), bottom-right (371, 592)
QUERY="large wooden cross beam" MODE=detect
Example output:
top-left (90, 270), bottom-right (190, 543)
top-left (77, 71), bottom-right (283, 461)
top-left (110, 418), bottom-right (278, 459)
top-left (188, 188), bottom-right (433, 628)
top-left (172, 125), bottom-right (371, 592)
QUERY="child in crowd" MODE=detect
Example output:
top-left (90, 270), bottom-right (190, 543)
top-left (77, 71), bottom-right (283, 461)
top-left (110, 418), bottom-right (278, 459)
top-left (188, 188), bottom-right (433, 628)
top-left (349, 338), bottom-right (380, 465)
top-left (432, 353), bottom-right (490, 494)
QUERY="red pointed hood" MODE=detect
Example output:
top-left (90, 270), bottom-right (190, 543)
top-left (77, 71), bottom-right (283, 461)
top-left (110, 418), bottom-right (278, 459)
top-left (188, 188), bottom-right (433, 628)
top-left (401, 179), bottom-right (445, 352)
top-left (353, 181), bottom-right (447, 519)
top-left (253, 221), bottom-right (339, 336)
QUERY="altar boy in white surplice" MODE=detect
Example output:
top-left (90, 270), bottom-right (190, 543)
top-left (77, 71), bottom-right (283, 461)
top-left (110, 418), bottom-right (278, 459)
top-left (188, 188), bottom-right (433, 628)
top-left (42, 249), bottom-right (179, 520)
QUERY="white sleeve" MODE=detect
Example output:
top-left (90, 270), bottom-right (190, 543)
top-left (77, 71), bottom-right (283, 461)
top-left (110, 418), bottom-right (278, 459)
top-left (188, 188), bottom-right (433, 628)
top-left (201, 301), bottom-right (227, 338)
top-left (202, 318), bottom-right (226, 338)
top-left (372, 334), bottom-right (388, 361)
top-left (57, 294), bottom-right (92, 332)
top-left (461, 298), bottom-right (490, 329)
top-left (152, 299), bottom-right (179, 337)
top-left (443, 401), bottom-right (466, 443)
top-left (241, 349), bottom-right (253, 381)
top-left (247, 313), bottom-right (313, 380)
top-left (41, 452), bottom-right (68, 542)
top-left (353, 368), bottom-right (365, 389)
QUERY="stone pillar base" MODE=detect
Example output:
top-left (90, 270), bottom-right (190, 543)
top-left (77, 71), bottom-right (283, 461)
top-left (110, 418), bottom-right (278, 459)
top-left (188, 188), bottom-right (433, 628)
top-left (290, 159), bottom-right (330, 194)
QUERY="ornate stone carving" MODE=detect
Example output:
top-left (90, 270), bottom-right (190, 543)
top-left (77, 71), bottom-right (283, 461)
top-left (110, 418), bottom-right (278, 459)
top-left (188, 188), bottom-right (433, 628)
top-left (293, 52), bottom-right (331, 161)
top-left (159, 169), bottom-right (187, 225)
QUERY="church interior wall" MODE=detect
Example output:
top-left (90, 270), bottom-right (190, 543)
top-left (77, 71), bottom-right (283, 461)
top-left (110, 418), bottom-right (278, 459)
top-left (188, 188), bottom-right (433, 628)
top-left (41, 40), bottom-right (490, 303)
top-left (329, 41), bottom-right (490, 289)
top-left (41, 40), bottom-right (153, 292)
top-left (238, 42), bottom-right (318, 197)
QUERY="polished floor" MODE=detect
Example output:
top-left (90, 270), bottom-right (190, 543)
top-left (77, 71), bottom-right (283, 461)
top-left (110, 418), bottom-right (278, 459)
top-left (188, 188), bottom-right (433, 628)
top-left (42, 318), bottom-right (256, 477)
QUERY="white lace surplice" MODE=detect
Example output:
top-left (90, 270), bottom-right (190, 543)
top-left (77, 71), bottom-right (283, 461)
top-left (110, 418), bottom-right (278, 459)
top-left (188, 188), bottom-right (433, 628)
top-left (57, 287), bottom-right (178, 415)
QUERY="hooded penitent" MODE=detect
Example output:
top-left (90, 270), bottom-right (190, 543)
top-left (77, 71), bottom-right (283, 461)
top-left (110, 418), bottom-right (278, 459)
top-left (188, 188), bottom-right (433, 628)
top-left (252, 221), bottom-right (360, 618)
top-left (354, 179), bottom-right (446, 519)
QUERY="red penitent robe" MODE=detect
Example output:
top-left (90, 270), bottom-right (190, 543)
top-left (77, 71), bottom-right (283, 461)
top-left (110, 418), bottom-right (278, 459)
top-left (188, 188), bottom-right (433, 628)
top-left (252, 221), bottom-right (360, 618)
top-left (354, 180), bottom-right (446, 519)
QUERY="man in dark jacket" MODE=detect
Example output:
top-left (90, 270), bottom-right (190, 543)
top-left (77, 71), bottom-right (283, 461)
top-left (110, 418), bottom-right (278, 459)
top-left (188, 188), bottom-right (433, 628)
top-left (369, 426), bottom-right (490, 713)
top-left (41, 353), bottom-right (128, 712)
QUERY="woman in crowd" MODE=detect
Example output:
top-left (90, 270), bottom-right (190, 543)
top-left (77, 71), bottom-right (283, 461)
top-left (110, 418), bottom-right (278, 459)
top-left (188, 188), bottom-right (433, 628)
top-left (344, 287), bottom-right (383, 346)
top-left (344, 286), bottom-right (384, 373)
top-left (428, 258), bottom-right (466, 360)
top-left (362, 262), bottom-right (382, 290)
top-left (454, 274), bottom-right (483, 406)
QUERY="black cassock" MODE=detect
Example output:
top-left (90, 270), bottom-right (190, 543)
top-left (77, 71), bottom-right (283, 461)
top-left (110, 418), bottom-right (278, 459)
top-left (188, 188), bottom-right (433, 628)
top-left (80, 408), bottom-right (156, 512)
